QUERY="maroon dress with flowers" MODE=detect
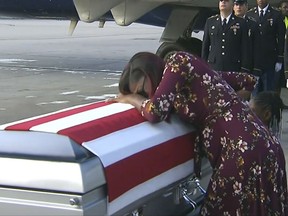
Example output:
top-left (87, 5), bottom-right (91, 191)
top-left (140, 52), bottom-right (288, 215)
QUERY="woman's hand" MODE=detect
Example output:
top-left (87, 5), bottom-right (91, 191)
top-left (106, 93), bottom-right (130, 103)
top-left (106, 93), bottom-right (147, 111)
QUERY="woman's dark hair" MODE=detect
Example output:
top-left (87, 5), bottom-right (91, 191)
top-left (252, 91), bottom-right (284, 134)
top-left (119, 52), bottom-right (165, 95)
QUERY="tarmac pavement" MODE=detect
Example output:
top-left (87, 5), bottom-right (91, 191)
top-left (0, 20), bottom-right (163, 124)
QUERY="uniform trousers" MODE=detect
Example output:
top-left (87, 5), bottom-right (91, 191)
top-left (259, 68), bottom-right (279, 92)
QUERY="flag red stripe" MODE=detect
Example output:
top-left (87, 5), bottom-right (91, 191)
top-left (5, 101), bottom-right (109, 131)
top-left (105, 132), bottom-right (196, 201)
top-left (58, 108), bottom-right (146, 144)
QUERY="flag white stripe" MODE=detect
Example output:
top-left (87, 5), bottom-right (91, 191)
top-left (108, 159), bottom-right (194, 215)
top-left (83, 115), bottom-right (195, 167)
top-left (0, 102), bottom-right (97, 130)
top-left (30, 103), bottom-right (134, 133)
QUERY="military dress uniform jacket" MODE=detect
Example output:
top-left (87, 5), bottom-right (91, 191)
top-left (245, 16), bottom-right (262, 74)
top-left (246, 6), bottom-right (285, 70)
top-left (201, 14), bottom-right (250, 72)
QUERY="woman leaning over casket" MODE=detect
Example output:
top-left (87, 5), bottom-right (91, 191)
top-left (109, 51), bottom-right (288, 215)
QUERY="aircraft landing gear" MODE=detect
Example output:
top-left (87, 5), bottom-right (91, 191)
top-left (156, 42), bottom-right (185, 61)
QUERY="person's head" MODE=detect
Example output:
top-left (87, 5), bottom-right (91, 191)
top-left (118, 52), bottom-right (165, 98)
top-left (279, 1), bottom-right (288, 17)
top-left (233, 0), bottom-right (248, 17)
top-left (249, 91), bottom-right (283, 129)
top-left (256, 0), bottom-right (269, 9)
top-left (219, 0), bottom-right (234, 15)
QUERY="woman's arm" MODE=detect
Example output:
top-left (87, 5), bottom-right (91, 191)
top-left (219, 71), bottom-right (258, 101)
top-left (219, 71), bottom-right (258, 92)
top-left (140, 52), bottom-right (200, 122)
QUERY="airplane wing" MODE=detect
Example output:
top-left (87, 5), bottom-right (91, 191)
top-left (0, 0), bottom-right (281, 59)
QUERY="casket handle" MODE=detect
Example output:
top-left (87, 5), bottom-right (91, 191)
top-left (177, 176), bottom-right (207, 211)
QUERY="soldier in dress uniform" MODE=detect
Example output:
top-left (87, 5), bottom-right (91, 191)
top-left (201, 0), bottom-right (250, 72)
top-left (279, 0), bottom-right (288, 89)
top-left (279, 0), bottom-right (288, 28)
top-left (233, 0), bottom-right (261, 74)
top-left (246, 0), bottom-right (285, 92)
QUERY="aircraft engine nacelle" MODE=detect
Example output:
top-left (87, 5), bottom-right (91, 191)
top-left (73, 0), bottom-right (123, 23)
top-left (111, 0), bottom-right (163, 26)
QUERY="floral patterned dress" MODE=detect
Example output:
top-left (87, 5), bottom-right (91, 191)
top-left (140, 52), bottom-right (288, 215)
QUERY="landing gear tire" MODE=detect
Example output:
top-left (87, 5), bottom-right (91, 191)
top-left (156, 38), bottom-right (202, 61)
top-left (156, 42), bottom-right (185, 61)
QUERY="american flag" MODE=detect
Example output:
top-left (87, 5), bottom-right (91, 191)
top-left (0, 101), bottom-right (197, 214)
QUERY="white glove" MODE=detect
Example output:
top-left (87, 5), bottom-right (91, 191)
top-left (275, 62), bottom-right (282, 72)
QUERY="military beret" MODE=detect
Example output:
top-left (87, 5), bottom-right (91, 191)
top-left (234, 0), bottom-right (247, 3)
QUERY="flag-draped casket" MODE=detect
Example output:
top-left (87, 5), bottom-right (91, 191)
top-left (0, 101), bottom-right (210, 215)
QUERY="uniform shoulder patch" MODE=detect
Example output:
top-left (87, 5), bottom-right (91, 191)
top-left (272, 6), bottom-right (281, 12)
top-left (208, 14), bottom-right (219, 20)
top-left (247, 16), bottom-right (256, 22)
top-left (247, 7), bottom-right (256, 12)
